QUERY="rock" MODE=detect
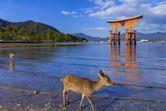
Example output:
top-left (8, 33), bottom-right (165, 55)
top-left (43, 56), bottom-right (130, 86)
top-left (33, 90), bottom-right (40, 94)
top-left (16, 103), bottom-right (20, 107)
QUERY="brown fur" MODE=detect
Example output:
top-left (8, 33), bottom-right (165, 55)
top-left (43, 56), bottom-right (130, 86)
top-left (9, 51), bottom-right (15, 72)
top-left (61, 70), bottom-right (113, 111)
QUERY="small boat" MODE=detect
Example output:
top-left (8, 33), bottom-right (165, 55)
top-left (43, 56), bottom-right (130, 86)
top-left (139, 39), bottom-right (148, 42)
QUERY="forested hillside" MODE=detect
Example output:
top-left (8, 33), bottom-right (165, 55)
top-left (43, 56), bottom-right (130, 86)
top-left (0, 19), bottom-right (86, 42)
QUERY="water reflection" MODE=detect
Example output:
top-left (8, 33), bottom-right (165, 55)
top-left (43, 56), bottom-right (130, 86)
top-left (9, 51), bottom-right (15, 72)
top-left (110, 45), bottom-right (139, 79)
top-left (110, 45), bottom-right (137, 68)
top-left (110, 45), bottom-right (121, 67)
top-left (125, 45), bottom-right (137, 68)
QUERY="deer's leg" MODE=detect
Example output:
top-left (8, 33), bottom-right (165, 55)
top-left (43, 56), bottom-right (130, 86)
top-left (86, 96), bottom-right (95, 111)
top-left (79, 94), bottom-right (85, 110)
top-left (66, 91), bottom-right (69, 104)
top-left (63, 90), bottom-right (67, 106)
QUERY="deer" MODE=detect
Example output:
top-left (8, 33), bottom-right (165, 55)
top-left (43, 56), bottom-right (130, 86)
top-left (9, 51), bottom-right (15, 72)
top-left (9, 51), bottom-right (15, 60)
top-left (61, 69), bottom-right (114, 111)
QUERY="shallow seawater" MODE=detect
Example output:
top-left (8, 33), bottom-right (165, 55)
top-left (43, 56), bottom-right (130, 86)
top-left (0, 42), bottom-right (166, 103)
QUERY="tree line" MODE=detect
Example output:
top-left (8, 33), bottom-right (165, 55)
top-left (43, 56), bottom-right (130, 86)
top-left (0, 25), bottom-right (86, 42)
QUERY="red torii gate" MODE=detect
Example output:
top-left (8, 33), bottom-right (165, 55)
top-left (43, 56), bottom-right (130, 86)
top-left (106, 15), bottom-right (143, 45)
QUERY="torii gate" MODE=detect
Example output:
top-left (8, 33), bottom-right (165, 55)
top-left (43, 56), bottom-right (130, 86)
top-left (106, 15), bottom-right (143, 45)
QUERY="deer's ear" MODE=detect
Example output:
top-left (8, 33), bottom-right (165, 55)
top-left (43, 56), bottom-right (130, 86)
top-left (98, 73), bottom-right (104, 78)
top-left (98, 70), bottom-right (105, 77)
top-left (98, 73), bottom-right (102, 78)
top-left (99, 69), bottom-right (103, 73)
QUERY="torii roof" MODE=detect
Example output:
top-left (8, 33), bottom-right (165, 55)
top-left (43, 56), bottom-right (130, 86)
top-left (106, 15), bottom-right (143, 24)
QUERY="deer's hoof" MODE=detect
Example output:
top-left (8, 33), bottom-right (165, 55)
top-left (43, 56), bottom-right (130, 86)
top-left (62, 106), bottom-right (67, 111)
top-left (66, 101), bottom-right (70, 105)
top-left (79, 105), bottom-right (83, 110)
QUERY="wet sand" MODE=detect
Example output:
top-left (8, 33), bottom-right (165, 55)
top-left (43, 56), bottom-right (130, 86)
top-left (0, 75), bottom-right (165, 111)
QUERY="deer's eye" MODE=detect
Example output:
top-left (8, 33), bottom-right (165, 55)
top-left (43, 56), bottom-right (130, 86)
top-left (107, 77), bottom-right (111, 81)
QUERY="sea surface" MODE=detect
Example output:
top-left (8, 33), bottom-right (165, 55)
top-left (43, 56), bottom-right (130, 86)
top-left (0, 42), bottom-right (166, 110)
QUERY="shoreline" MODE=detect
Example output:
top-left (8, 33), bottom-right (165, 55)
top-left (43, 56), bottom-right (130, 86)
top-left (0, 42), bottom-right (88, 48)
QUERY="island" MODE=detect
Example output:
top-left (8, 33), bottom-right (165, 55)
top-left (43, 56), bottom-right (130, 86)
top-left (0, 19), bottom-right (87, 43)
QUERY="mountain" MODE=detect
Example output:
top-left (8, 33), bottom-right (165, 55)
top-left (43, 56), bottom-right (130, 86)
top-left (0, 19), bottom-right (86, 42)
top-left (73, 33), bottom-right (108, 42)
top-left (74, 32), bottom-right (166, 42)
top-left (10, 20), bottom-right (60, 33)
top-left (0, 19), bottom-right (11, 28)
top-left (120, 32), bottom-right (166, 42)
top-left (137, 32), bottom-right (166, 41)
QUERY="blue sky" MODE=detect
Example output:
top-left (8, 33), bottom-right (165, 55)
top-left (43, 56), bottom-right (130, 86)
top-left (0, 0), bottom-right (166, 37)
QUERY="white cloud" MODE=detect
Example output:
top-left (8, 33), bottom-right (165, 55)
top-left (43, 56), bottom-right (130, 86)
top-left (61, 10), bottom-right (77, 15)
top-left (91, 0), bottom-right (115, 9)
top-left (88, 0), bottom-right (144, 18)
top-left (139, 23), bottom-right (159, 33)
top-left (83, 27), bottom-right (107, 31)
top-left (61, 10), bottom-right (84, 18)
top-left (150, 4), bottom-right (166, 16)
top-left (86, 0), bottom-right (166, 18)
top-left (86, 0), bottom-right (166, 33)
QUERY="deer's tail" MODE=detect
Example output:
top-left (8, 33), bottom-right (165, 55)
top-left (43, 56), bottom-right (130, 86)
top-left (60, 77), bottom-right (63, 81)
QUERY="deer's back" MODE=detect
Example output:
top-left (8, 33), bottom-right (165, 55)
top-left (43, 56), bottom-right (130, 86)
top-left (62, 75), bottom-right (95, 94)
